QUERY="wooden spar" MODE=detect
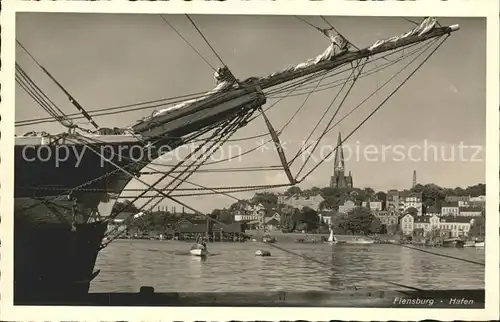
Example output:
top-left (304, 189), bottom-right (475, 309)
top-left (256, 23), bottom-right (460, 91)
top-left (259, 108), bottom-right (297, 185)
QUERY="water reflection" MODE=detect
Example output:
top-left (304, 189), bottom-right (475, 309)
top-left (91, 240), bottom-right (484, 292)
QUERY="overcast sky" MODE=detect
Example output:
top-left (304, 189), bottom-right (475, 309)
top-left (15, 13), bottom-right (486, 211)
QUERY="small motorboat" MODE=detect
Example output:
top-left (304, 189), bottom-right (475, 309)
top-left (464, 240), bottom-right (476, 247)
top-left (345, 237), bottom-right (374, 244)
top-left (474, 241), bottom-right (485, 248)
top-left (190, 243), bottom-right (208, 257)
top-left (442, 238), bottom-right (465, 248)
top-left (262, 234), bottom-right (276, 243)
top-left (255, 249), bottom-right (271, 256)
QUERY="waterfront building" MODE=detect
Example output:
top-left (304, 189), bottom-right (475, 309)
top-left (441, 201), bottom-right (460, 216)
top-left (233, 202), bottom-right (266, 222)
top-left (439, 216), bottom-right (473, 238)
top-left (413, 214), bottom-right (440, 235)
top-left (329, 132), bottom-right (354, 189)
top-left (399, 213), bottom-right (415, 235)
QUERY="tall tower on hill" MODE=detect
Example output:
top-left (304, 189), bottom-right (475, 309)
top-left (329, 132), bottom-right (354, 189)
top-left (412, 170), bottom-right (417, 188)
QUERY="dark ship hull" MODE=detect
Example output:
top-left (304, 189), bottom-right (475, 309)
top-left (14, 219), bottom-right (107, 304)
top-left (14, 138), bottom-right (138, 304)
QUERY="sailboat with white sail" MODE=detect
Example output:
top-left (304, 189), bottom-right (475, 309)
top-left (327, 226), bottom-right (337, 245)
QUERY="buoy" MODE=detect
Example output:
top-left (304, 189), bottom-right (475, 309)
top-left (255, 249), bottom-right (271, 256)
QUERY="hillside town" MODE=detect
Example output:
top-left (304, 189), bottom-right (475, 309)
top-left (109, 133), bottom-right (486, 244)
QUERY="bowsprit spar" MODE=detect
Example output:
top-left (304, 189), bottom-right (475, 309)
top-left (16, 16), bottom-right (480, 292)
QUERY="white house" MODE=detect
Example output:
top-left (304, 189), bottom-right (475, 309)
top-left (338, 200), bottom-right (357, 214)
top-left (413, 214), bottom-right (440, 235)
top-left (399, 213), bottom-right (415, 235)
top-left (233, 203), bottom-right (266, 222)
top-left (441, 202), bottom-right (460, 216)
top-left (361, 201), bottom-right (383, 211)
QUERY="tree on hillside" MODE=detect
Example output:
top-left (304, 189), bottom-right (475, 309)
top-left (229, 199), bottom-right (248, 211)
top-left (310, 186), bottom-right (321, 195)
top-left (369, 217), bottom-right (382, 234)
top-left (387, 223), bottom-right (399, 235)
top-left (211, 209), bottom-right (222, 218)
top-left (285, 186), bottom-right (302, 196)
top-left (319, 186), bottom-right (348, 211)
top-left (216, 209), bottom-right (234, 223)
top-left (281, 207), bottom-right (299, 232)
top-left (252, 192), bottom-right (278, 206)
top-left (300, 206), bottom-right (320, 230)
top-left (346, 207), bottom-right (378, 235)
top-left (375, 191), bottom-right (387, 202)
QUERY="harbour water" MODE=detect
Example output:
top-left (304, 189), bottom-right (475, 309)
top-left (91, 240), bottom-right (484, 293)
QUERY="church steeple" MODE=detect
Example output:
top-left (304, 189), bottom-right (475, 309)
top-left (329, 132), bottom-right (353, 189)
top-left (333, 132), bottom-right (345, 171)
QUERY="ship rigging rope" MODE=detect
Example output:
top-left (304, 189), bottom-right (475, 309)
top-left (15, 64), bottom-right (70, 126)
top-left (16, 40), bottom-right (100, 129)
top-left (295, 59), bottom-right (367, 177)
top-left (159, 15), bottom-right (217, 72)
top-left (15, 41), bottom-right (420, 128)
top-left (297, 35), bottom-right (449, 183)
top-left (287, 36), bottom-right (439, 166)
top-left (185, 14), bottom-right (231, 72)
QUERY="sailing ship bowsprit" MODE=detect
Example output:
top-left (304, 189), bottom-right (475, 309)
top-left (14, 17), bottom-right (459, 303)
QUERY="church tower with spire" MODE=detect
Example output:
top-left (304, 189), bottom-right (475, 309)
top-left (329, 132), bottom-right (354, 188)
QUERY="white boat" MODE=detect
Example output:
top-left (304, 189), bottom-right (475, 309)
top-left (464, 241), bottom-right (476, 247)
top-left (474, 241), bottom-right (485, 248)
top-left (346, 237), bottom-right (374, 244)
top-left (189, 244), bottom-right (208, 257)
top-left (327, 228), bottom-right (337, 245)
